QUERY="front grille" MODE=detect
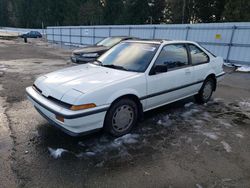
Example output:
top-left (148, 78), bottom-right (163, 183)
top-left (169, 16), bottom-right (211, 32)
top-left (47, 96), bottom-right (72, 109)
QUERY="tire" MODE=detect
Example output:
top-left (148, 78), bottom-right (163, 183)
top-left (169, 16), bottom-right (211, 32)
top-left (195, 78), bottom-right (215, 104)
top-left (104, 98), bottom-right (138, 137)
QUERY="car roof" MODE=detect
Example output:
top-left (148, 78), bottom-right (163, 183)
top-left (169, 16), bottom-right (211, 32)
top-left (108, 36), bottom-right (137, 40)
top-left (124, 39), bottom-right (198, 45)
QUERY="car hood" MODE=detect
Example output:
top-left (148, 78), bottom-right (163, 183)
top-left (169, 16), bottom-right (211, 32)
top-left (34, 64), bottom-right (138, 103)
top-left (73, 45), bottom-right (109, 55)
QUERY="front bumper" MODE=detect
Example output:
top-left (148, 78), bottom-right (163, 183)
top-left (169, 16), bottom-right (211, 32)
top-left (26, 86), bottom-right (109, 136)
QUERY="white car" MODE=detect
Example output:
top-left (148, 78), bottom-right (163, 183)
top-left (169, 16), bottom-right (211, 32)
top-left (26, 40), bottom-right (225, 137)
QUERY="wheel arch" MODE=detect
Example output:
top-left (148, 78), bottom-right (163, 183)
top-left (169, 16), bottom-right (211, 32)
top-left (205, 73), bottom-right (217, 91)
top-left (107, 93), bottom-right (144, 121)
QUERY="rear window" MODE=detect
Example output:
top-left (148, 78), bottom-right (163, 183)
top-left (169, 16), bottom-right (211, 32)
top-left (198, 44), bottom-right (216, 57)
top-left (188, 44), bottom-right (209, 65)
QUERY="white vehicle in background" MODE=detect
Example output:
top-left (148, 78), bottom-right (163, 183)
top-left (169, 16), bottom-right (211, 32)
top-left (26, 39), bottom-right (225, 137)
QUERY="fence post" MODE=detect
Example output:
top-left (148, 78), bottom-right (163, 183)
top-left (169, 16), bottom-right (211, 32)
top-left (93, 27), bottom-right (96, 44)
top-left (226, 25), bottom-right (236, 63)
top-left (80, 27), bottom-right (83, 45)
top-left (152, 26), bottom-right (156, 39)
top-left (185, 26), bottom-right (190, 40)
top-left (52, 28), bottom-right (54, 44)
top-left (69, 28), bottom-right (72, 48)
top-left (60, 28), bottom-right (62, 47)
top-left (109, 27), bottom-right (111, 37)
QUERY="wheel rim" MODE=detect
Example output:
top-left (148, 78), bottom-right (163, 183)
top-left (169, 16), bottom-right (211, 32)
top-left (203, 81), bottom-right (213, 100)
top-left (112, 105), bottom-right (134, 133)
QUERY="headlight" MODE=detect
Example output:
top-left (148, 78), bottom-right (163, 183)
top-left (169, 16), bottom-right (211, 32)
top-left (70, 103), bottom-right (96, 111)
top-left (81, 53), bottom-right (99, 58)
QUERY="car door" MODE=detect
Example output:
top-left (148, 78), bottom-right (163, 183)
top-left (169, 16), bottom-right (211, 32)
top-left (145, 44), bottom-right (195, 110)
top-left (187, 44), bottom-right (210, 92)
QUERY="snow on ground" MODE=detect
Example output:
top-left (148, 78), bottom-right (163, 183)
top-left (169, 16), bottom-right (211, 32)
top-left (75, 134), bottom-right (140, 159)
top-left (0, 64), bottom-right (8, 71)
top-left (221, 141), bottom-right (232, 152)
top-left (48, 147), bottom-right (68, 159)
top-left (235, 133), bottom-right (244, 138)
top-left (46, 99), bottom-right (250, 161)
top-left (114, 134), bottom-right (139, 145)
top-left (236, 66), bottom-right (250, 73)
top-left (196, 183), bottom-right (203, 188)
top-left (202, 132), bottom-right (219, 140)
top-left (239, 101), bottom-right (250, 110)
top-left (184, 102), bottom-right (194, 108)
top-left (224, 62), bottom-right (250, 73)
top-left (157, 115), bottom-right (172, 127)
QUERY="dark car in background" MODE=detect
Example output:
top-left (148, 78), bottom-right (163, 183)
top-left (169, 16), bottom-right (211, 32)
top-left (20, 31), bottom-right (42, 38)
top-left (71, 36), bottom-right (136, 63)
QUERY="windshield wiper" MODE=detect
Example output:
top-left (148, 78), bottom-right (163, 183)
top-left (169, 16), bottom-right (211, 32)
top-left (102, 64), bottom-right (128, 71)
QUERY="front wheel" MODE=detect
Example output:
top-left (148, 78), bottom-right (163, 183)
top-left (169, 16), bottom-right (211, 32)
top-left (195, 78), bottom-right (215, 104)
top-left (104, 98), bottom-right (138, 137)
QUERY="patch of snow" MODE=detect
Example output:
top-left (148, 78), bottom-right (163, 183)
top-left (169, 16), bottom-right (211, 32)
top-left (78, 141), bottom-right (85, 147)
top-left (184, 102), bottom-right (194, 108)
top-left (221, 141), bottom-right (232, 152)
top-left (114, 134), bottom-right (139, 145)
top-left (205, 141), bottom-right (210, 145)
top-left (193, 146), bottom-right (199, 154)
top-left (236, 66), bottom-right (250, 72)
top-left (239, 101), bottom-right (250, 109)
top-left (84, 151), bottom-right (96, 157)
top-left (235, 133), bottom-right (244, 138)
top-left (48, 147), bottom-right (68, 159)
top-left (202, 132), bottom-right (218, 140)
top-left (95, 161), bottom-right (104, 167)
top-left (222, 178), bottom-right (232, 182)
top-left (193, 125), bottom-right (202, 129)
top-left (196, 184), bottom-right (203, 188)
top-left (0, 64), bottom-right (8, 71)
top-left (218, 119), bottom-right (232, 128)
top-left (157, 115), bottom-right (172, 127)
top-left (186, 137), bottom-right (192, 144)
top-left (181, 109), bottom-right (200, 119)
top-left (213, 98), bottom-right (223, 102)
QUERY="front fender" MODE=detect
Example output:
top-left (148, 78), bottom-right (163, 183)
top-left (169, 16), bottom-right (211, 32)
top-left (107, 89), bottom-right (141, 104)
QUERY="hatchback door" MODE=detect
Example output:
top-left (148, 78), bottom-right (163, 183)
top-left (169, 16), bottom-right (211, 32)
top-left (145, 44), bottom-right (195, 110)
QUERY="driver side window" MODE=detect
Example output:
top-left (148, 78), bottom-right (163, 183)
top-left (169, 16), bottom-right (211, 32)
top-left (153, 44), bottom-right (189, 74)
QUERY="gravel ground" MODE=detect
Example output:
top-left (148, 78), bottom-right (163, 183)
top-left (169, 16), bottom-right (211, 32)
top-left (0, 38), bottom-right (250, 188)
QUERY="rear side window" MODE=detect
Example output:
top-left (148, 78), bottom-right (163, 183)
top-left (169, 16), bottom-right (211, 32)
top-left (188, 44), bottom-right (209, 65)
top-left (155, 44), bottom-right (189, 70)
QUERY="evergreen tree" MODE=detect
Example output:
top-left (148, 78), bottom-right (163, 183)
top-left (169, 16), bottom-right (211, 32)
top-left (223, 0), bottom-right (250, 22)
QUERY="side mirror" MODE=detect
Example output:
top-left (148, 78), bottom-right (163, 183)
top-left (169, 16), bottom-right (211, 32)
top-left (150, 65), bottom-right (168, 75)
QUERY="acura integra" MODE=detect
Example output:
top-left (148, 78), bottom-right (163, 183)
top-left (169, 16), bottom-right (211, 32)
top-left (26, 40), bottom-right (225, 137)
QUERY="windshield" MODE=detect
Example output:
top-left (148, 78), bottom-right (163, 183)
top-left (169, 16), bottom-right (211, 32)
top-left (97, 42), bottom-right (159, 72)
top-left (96, 37), bottom-right (123, 47)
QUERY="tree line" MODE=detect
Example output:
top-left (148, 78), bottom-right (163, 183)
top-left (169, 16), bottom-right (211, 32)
top-left (0, 0), bottom-right (250, 28)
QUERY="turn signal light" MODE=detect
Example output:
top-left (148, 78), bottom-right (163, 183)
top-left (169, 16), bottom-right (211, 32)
top-left (70, 103), bottom-right (96, 111)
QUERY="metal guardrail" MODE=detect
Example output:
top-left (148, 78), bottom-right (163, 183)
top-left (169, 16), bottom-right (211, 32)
top-left (46, 23), bottom-right (250, 65)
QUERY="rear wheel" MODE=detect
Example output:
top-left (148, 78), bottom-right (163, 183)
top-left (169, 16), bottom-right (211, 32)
top-left (195, 78), bottom-right (214, 104)
top-left (104, 98), bottom-right (138, 137)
